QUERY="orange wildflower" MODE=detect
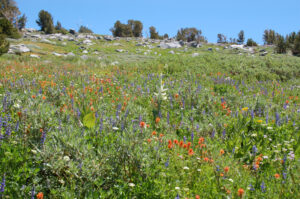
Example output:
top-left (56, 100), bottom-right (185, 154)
top-left (174, 139), bottom-right (178, 145)
top-left (220, 173), bottom-right (224, 177)
top-left (179, 140), bottom-right (184, 147)
top-left (237, 188), bottom-right (244, 197)
top-left (198, 137), bottom-right (205, 144)
top-left (155, 117), bottom-right (160, 123)
top-left (224, 166), bottom-right (229, 173)
top-left (188, 148), bottom-right (194, 156)
top-left (152, 131), bottom-right (157, 136)
top-left (159, 133), bottom-right (164, 138)
top-left (175, 93), bottom-right (179, 98)
top-left (220, 149), bottom-right (225, 155)
top-left (32, 95), bottom-right (36, 99)
top-left (195, 195), bottom-right (200, 199)
top-left (204, 157), bottom-right (209, 162)
top-left (274, 173), bottom-right (280, 179)
top-left (140, 121), bottom-right (145, 128)
top-left (147, 139), bottom-right (151, 143)
top-left (37, 192), bottom-right (44, 199)
top-left (42, 96), bottom-right (46, 100)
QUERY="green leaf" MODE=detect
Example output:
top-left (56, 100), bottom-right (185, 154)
top-left (83, 112), bottom-right (96, 129)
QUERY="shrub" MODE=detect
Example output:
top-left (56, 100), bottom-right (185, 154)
top-left (176, 27), bottom-right (205, 42)
top-left (36, 10), bottom-right (54, 34)
top-left (246, 38), bottom-right (258, 46)
top-left (78, 25), bottom-right (93, 34)
top-left (55, 21), bottom-right (68, 34)
top-left (111, 20), bottom-right (143, 37)
top-left (0, 17), bottom-right (20, 38)
top-left (149, 26), bottom-right (159, 39)
top-left (0, 34), bottom-right (9, 55)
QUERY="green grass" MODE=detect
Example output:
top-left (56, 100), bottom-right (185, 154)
top-left (0, 36), bottom-right (299, 198)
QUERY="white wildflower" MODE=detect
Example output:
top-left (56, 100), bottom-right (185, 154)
top-left (175, 187), bottom-right (180, 190)
top-left (183, 166), bottom-right (189, 170)
top-left (112, 127), bottom-right (119, 130)
top-left (228, 179), bottom-right (234, 183)
top-left (63, 156), bottom-right (70, 162)
top-left (128, 183), bottom-right (135, 187)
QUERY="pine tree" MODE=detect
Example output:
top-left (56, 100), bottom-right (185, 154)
top-left (36, 10), bottom-right (54, 34)
top-left (237, 30), bottom-right (245, 44)
top-left (149, 26), bottom-right (159, 39)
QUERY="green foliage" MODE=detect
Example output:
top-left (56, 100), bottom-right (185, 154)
top-left (149, 26), bottom-right (159, 39)
top-left (55, 21), bottom-right (68, 34)
top-left (217, 33), bottom-right (227, 43)
top-left (263, 29), bottom-right (277, 45)
top-left (237, 30), bottom-right (245, 44)
top-left (78, 25), bottom-right (93, 34)
top-left (0, 34), bottom-right (9, 55)
top-left (0, 0), bottom-right (20, 26)
top-left (246, 38), bottom-right (258, 46)
top-left (36, 10), bottom-right (54, 34)
top-left (291, 31), bottom-right (300, 56)
top-left (17, 13), bottom-right (26, 30)
top-left (275, 34), bottom-right (287, 54)
top-left (0, 17), bottom-right (20, 38)
top-left (177, 27), bottom-right (205, 42)
top-left (111, 20), bottom-right (143, 37)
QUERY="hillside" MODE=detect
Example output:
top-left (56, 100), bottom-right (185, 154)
top-left (0, 30), bottom-right (299, 198)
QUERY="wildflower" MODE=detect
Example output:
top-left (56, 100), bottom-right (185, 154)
top-left (63, 156), bottom-right (70, 162)
top-left (237, 188), bottom-right (244, 197)
top-left (204, 157), bottom-right (209, 162)
top-left (195, 195), bottom-right (200, 199)
top-left (198, 137), bottom-right (205, 144)
top-left (220, 173), bottom-right (224, 177)
top-left (155, 117), bottom-right (160, 123)
top-left (175, 187), bottom-right (180, 190)
top-left (32, 95), bottom-right (36, 99)
top-left (0, 175), bottom-right (5, 193)
top-left (249, 183), bottom-right (255, 191)
top-left (183, 166), bottom-right (189, 170)
top-left (228, 178), bottom-right (233, 182)
top-left (274, 173), bottom-right (280, 179)
top-left (188, 149), bottom-right (194, 156)
top-left (175, 193), bottom-right (180, 199)
top-left (242, 107), bottom-right (248, 111)
top-left (37, 192), bottom-right (44, 199)
top-left (152, 131), bottom-right (157, 136)
top-left (224, 166), bottom-right (229, 173)
top-left (159, 133), bottom-right (164, 138)
top-left (128, 183), bottom-right (135, 187)
top-left (140, 121), bottom-right (145, 128)
top-left (42, 96), bottom-right (46, 100)
top-left (174, 139), bottom-right (179, 144)
top-left (147, 139), bottom-right (151, 143)
top-left (179, 140), bottom-right (184, 147)
top-left (220, 149), bottom-right (225, 155)
top-left (261, 181), bottom-right (266, 192)
top-left (256, 120), bottom-right (263, 123)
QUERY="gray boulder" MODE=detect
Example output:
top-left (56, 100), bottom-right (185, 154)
top-left (8, 44), bottom-right (31, 54)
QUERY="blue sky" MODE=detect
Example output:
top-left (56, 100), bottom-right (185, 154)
top-left (17, 0), bottom-right (300, 43)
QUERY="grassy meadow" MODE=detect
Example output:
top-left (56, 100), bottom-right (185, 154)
top-left (0, 35), bottom-right (300, 198)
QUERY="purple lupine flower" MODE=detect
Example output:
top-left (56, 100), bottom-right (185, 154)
top-left (283, 172), bottom-right (287, 179)
top-left (167, 112), bottom-right (170, 124)
top-left (266, 112), bottom-right (269, 124)
top-left (15, 121), bottom-right (19, 132)
top-left (165, 158), bottom-right (169, 168)
top-left (222, 129), bottom-right (226, 138)
top-left (183, 136), bottom-right (187, 143)
top-left (175, 193), bottom-right (180, 199)
top-left (211, 130), bottom-right (215, 138)
top-left (41, 130), bottom-right (46, 145)
top-left (191, 132), bottom-right (194, 141)
top-left (0, 174), bottom-right (5, 193)
top-left (252, 145), bottom-right (257, 154)
top-left (31, 186), bottom-right (35, 199)
top-left (249, 183), bottom-right (255, 191)
top-left (261, 181), bottom-right (266, 192)
top-left (216, 165), bottom-right (220, 171)
top-left (275, 112), bottom-right (280, 126)
top-left (251, 109), bottom-right (254, 119)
